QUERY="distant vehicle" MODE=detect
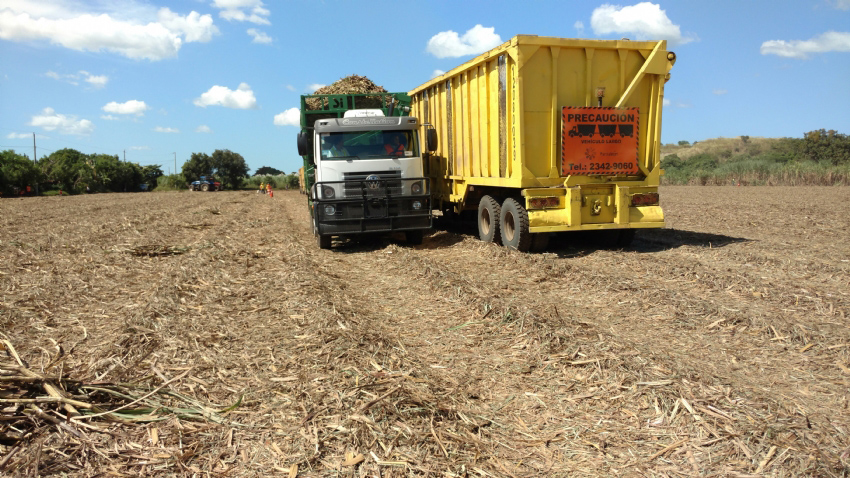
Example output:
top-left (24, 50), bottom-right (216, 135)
top-left (189, 176), bottom-right (220, 192)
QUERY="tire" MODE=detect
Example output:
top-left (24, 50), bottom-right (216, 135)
top-left (477, 195), bottom-right (501, 244)
top-left (201, 183), bottom-right (210, 192)
top-left (500, 198), bottom-right (533, 252)
top-left (530, 232), bottom-right (550, 252)
top-left (312, 215), bottom-right (332, 249)
top-left (405, 230), bottom-right (424, 245)
top-left (317, 233), bottom-right (332, 249)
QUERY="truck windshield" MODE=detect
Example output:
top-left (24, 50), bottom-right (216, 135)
top-left (320, 131), bottom-right (419, 160)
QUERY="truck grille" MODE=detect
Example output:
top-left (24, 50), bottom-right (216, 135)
top-left (342, 171), bottom-right (402, 197)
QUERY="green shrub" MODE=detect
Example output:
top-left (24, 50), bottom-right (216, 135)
top-left (153, 174), bottom-right (187, 191)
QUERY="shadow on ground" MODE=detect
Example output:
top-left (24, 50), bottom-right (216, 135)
top-left (431, 216), bottom-right (750, 256)
top-left (319, 216), bottom-right (750, 256)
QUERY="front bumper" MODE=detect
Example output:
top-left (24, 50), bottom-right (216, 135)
top-left (312, 177), bottom-right (432, 236)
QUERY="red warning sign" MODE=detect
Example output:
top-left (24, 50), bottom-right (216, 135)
top-left (561, 107), bottom-right (639, 176)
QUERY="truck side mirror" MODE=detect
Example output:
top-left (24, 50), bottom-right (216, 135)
top-left (297, 132), bottom-right (310, 157)
top-left (426, 129), bottom-right (438, 152)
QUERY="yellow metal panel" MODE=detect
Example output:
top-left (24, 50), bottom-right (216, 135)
top-left (630, 205), bottom-right (664, 224)
top-left (615, 186), bottom-right (629, 224)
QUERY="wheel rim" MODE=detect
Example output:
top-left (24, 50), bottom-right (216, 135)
top-left (504, 210), bottom-right (515, 242)
top-left (480, 208), bottom-right (491, 235)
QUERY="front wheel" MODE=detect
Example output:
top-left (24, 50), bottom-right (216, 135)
top-left (500, 198), bottom-right (533, 252)
top-left (405, 230), bottom-right (424, 245)
top-left (317, 234), bottom-right (332, 249)
top-left (313, 215), bottom-right (332, 249)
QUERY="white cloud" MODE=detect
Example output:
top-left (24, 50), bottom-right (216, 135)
top-left (590, 2), bottom-right (694, 45)
top-left (247, 28), bottom-right (271, 43)
top-left (30, 107), bottom-right (94, 135)
top-left (833, 0), bottom-right (850, 10)
top-left (157, 8), bottom-right (219, 43)
top-left (284, 84), bottom-right (296, 91)
top-left (431, 69), bottom-right (445, 79)
top-left (574, 21), bottom-right (585, 36)
top-left (196, 125), bottom-right (212, 133)
top-left (154, 126), bottom-right (179, 133)
top-left (84, 73), bottom-right (108, 88)
top-left (212, 0), bottom-right (270, 25)
top-left (194, 82), bottom-right (258, 109)
top-left (103, 100), bottom-right (149, 116)
top-left (7, 132), bottom-right (48, 140)
top-left (713, 89), bottom-right (728, 95)
top-left (130, 145), bottom-right (150, 150)
top-left (0, 4), bottom-right (218, 61)
top-left (663, 98), bottom-right (671, 107)
top-left (101, 114), bottom-right (119, 120)
top-left (760, 31), bottom-right (850, 59)
top-left (426, 25), bottom-right (502, 58)
top-left (45, 69), bottom-right (109, 88)
top-left (306, 83), bottom-right (326, 92)
top-left (273, 108), bottom-right (299, 126)
top-left (46, 71), bottom-right (76, 85)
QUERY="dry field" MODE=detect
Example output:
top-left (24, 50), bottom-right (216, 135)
top-left (1, 186), bottom-right (848, 477)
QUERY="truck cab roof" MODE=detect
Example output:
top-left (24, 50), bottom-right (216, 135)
top-left (313, 116), bottom-right (419, 133)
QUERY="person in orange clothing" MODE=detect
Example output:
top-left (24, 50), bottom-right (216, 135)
top-left (384, 133), bottom-right (405, 156)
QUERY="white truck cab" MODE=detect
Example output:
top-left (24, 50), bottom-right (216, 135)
top-left (298, 97), bottom-right (436, 249)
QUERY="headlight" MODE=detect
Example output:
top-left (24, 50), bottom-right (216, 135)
top-left (411, 182), bottom-right (422, 194)
top-left (322, 185), bottom-right (335, 198)
top-left (412, 200), bottom-right (422, 210)
top-left (323, 205), bottom-right (336, 216)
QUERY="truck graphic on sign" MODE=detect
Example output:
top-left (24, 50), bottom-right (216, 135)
top-left (568, 124), bottom-right (597, 137)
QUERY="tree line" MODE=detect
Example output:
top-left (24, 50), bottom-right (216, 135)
top-left (0, 148), bottom-right (252, 196)
top-left (661, 129), bottom-right (850, 185)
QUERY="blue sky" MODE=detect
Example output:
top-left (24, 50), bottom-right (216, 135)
top-left (1, 0), bottom-right (849, 175)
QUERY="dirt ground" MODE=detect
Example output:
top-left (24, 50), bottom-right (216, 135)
top-left (1, 186), bottom-right (848, 477)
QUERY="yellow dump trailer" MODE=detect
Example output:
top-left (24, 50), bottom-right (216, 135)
top-left (409, 35), bottom-right (675, 251)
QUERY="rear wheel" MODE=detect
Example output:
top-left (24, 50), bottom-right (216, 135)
top-left (500, 198), bottom-right (533, 252)
top-left (477, 195), bottom-right (501, 244)
top-left (201, 183), bottom-right (210, 192)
